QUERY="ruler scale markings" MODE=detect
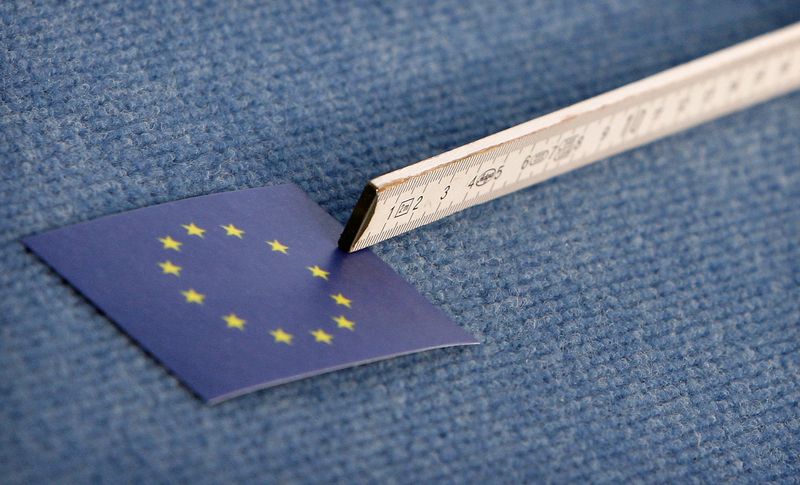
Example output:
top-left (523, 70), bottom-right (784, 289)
top-left (339, 23), bottom-right (800, 251)
top-left (514, 141), bottom-right (537, 183)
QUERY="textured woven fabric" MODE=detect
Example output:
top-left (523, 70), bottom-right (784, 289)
top-left (2, 1), bottom-right (799, 483)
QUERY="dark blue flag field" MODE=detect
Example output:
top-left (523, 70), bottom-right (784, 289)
top-left (24, 184), bottom-right (477, 403)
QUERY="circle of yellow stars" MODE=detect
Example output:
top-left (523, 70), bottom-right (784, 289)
top-left (156, 223), bottom-right (357, 345)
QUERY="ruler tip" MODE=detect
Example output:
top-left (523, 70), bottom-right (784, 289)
top-left (338, 184), bottom-right (378, 252)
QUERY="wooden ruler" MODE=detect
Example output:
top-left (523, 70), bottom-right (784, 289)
top-left (339, 22), bottom-right (800, 252)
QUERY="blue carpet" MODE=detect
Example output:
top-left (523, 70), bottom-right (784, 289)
top-left (2, 1), bottom-right (799, 482)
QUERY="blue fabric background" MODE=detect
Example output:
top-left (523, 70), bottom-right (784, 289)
top-left (2, 1), bottom-right (799, 482)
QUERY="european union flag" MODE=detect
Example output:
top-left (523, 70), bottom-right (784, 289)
top-left (24, 184), bottom-right (477, 403)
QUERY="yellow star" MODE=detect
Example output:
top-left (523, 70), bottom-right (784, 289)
top-left (221, 224), bottom-right (245, 238)
top-left (310, 329), bottom-right (333, 344)
top-left (267, 240), bottom-right (289, 254)
top-left (159, 236), bottom-right (182, 251)
top-left (332, 315), bottom-right (355, 331)
top-left (307, 265), bottom-right (330, 280)
top-left (158, 260), bottom-right (182, 276)
top-left (270, 328), bottom-right (293, 344)
top-left (222, 313), bottom-right (245, 330)
top-left (181, 288), bottom-right (205, 304)
top-left (330, 293), bottom-right (352, 308)
top-left (182, 222), bottom-right (206, 237)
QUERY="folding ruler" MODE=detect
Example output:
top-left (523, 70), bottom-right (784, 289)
top-left (339, 22), bottom-right (800, 252)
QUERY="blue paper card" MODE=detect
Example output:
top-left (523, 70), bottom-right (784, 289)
top-left (24, 184), bottom-right (477, 403)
